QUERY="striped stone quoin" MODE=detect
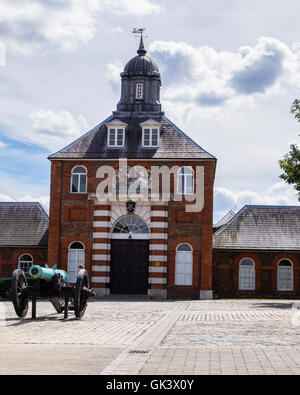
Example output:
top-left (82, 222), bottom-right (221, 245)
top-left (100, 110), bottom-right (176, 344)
top-left (92, 204), bottom-right (111, 295)
top-left (149, 203), bottom-right (168, 298)
top-left (91, 201), bottom-right (168, 298)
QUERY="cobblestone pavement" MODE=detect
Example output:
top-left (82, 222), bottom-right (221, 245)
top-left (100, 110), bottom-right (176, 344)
top-left (1, 298), bottom-right (300, 375)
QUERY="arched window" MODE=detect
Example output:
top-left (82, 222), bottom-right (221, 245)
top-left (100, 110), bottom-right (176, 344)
top-left (18, 254), bottom-right (33, 276)
top-left (68, 242), bottom-right (85, 283)
top-left (113, 216), bottom-right (149, 234)
top-left (239, 258), bottom-right (255, 290)
top-left (71, 166), bottom-right (87, 193)
top-left (277, 259), bottom-right (293, 291)
top-left (175, 244), bottom-right (193, 286)
top-left (177, 167), bottom-right (194, 195)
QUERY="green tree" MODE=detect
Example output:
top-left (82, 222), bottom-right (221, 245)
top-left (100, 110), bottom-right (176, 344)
top-left (279, 99), bottom-right (300, 201)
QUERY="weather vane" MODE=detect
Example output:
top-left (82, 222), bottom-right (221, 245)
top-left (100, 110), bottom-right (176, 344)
top-left (132, 28), bottom-right (148, 39)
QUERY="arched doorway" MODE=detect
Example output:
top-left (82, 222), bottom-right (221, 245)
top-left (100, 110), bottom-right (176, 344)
top-left (110, 216), bottom-right (150, 295)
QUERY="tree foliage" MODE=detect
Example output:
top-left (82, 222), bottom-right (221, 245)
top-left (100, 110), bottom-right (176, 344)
top-left (279, 99), bottom-right (300, 201)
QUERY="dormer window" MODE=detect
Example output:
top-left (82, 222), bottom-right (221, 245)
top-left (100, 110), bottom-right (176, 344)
top-left (143, 128), bottom-right (159, 147)
top-left (136, 82), bottom-right (144, 100)
top-left (108, 128), bottom-right (125, 147)
top-left (140, 120), bottom-right (161, 148)
top-left (106, 120), bottom-right (127, 148)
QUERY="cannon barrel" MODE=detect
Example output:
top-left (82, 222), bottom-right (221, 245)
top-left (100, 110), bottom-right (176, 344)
top-left (29, 265), bottom-right (68, 283)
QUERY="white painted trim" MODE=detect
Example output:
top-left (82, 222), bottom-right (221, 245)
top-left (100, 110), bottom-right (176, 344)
top-left (94, 210), bottom-right (111, 217)
top-left (151, 222), bottom-right (168, 228)
top-left (136, 82), bottom-right (144, 99)
top-left (70, 167), bottom-right (88, 194)
top-left (93, 243), bottom-right (111, 250)
top-left (238, 258), bottom-right (256, 291)
top-left (148, 278), bottom-right (166, 284)
top-left (151, 211), bottom-right (168, 217)
top-left (93, 232), bottom-right (108, 239)
top-left (94, 221), bottom-right (110, 228)
top-left (105, 119), bottom-right (128, 128)
top-left (150, 244), bottom-right (167, 251)
top-left (92, 266), bottom-right (110, 272)
top-left (151, 233), bottom-right (168, 240)
top-left (140, 119), bottom-right (162, 128)
top-left (92, 277), bottom-right (110, 283)
top-left (277, 259), bottom-right (294, 291)
top-left (111, 233), bottom-right (150, 240)
top-left (142, 127), bottom-right (160, 148)
top-left (149, 267), bottom-right (167, 273)
top-left (107, 127), bottom-right (126, 148)
top-left (149, 255), bottom-right (167, 262)
top-left (93, 254), bottom-right (110, 261)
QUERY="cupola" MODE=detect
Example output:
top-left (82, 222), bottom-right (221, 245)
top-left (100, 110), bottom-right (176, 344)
top-left (116, 36), bottom-right (163, 115)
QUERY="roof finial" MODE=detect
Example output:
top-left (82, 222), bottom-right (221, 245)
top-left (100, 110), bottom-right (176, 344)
top-left (132, 28), bottom-right (147, 56)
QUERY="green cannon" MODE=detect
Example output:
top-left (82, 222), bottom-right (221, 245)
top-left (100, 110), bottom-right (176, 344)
top-left (10, 264), bottom-right (95, 320)
top-left (29, 264), bottom-right (68, 283)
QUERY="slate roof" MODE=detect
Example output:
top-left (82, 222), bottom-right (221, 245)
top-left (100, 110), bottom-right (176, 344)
top-left (214, 210), bottom-right (236, 230)
top-left (48, 115), bottom-right (216, 161)
top-left (0, 202), bottom-right (49, 247)
top-left (124, 54), bottom-right (160, 75)
top-left (213, 205), bottom-right (300, 251)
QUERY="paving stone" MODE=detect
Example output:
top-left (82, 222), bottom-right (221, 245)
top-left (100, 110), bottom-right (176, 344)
top-left (1, 299), bottom-right (300, 375)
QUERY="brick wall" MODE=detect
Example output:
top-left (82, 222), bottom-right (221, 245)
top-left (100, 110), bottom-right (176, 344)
top-left (214, 249), bottom-right (300, 299)
top-left (48, 158), bottom-right (216, 298)
top-left (0, 247), bottom-right (48, 278)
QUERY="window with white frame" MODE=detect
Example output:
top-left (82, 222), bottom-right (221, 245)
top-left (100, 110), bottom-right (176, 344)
top-left (136, 82), bottom-right (144, 99)
top-left (175, 244), bottom-right (193, 286)
top-left (277, 260), bottom-right (293, 291)
top-left (108, 128), bottom-right (125, 148)
top-left (71, 166), bottom-right (87, 193)
top-left (68, 242), bottom-right (85, 283)
top-left (177, 167), bottom-right (194, 195)
top-left (18, 254), bottom-right (33, 276)
top-left (239, 258), bottom-right (255, 290)
top-left (142, 128), bottom-right (159, 147)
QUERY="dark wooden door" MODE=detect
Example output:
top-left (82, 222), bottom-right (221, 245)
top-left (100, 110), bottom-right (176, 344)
top-left (110, 239), bottom-right (149, 295)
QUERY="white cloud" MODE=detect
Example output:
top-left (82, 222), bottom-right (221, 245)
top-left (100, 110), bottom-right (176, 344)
top-left (213, 182), bottom-right (300, 224)
top-left (0, 0), bottom-right (163, 54)
top-left (214, 181), bottom-right (299, 219)
top-left (149, 37), bottom-right (300, 111)
top-left (0, 42), bottom-right (5, 66)
top-left (0, 141), bottom-right (7, 149)
top-left (0, 192), bottom-right (49, 210)
top-left (29, 109), bottom-right (90, 151)
top-left (105, 0), bottom-right (163, 15)
top-left (106, 60), bottom-right (123, 89)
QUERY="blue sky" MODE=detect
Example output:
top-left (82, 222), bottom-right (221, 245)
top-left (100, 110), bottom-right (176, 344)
top-left (0, 0), bottom-right (299, 222)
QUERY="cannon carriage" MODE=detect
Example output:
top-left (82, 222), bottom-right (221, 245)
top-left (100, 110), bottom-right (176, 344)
top-left (10, 265), bottom-right (95, 320)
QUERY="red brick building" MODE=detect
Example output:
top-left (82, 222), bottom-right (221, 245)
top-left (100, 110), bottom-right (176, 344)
top-left (1, 40), bottom-right (299, 301)
top-left (0, 202), bottom-right (48, 278)
top-left (47, 37), bottom-right (217, 299)
top-left (213, 206), bottom-right (300, 299)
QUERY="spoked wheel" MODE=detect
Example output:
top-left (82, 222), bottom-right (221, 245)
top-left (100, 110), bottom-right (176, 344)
top-left (11, 269), bottom-right (29, 318)
top-left (50, 297), bottom-right (64, 314)
top-left (74, 270), bottom-right (90, 320)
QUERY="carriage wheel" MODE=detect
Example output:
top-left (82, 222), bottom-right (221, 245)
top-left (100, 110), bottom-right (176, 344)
top-left (74, 270), bottom-right (89, 319)
top-left (50, 297), bottom-right (64, 314)
top-left (11, 269), bottom-right (29, 318)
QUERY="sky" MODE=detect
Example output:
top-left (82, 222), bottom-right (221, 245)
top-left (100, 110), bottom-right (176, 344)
top-left (0, 0), bottom-right (299, 223)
